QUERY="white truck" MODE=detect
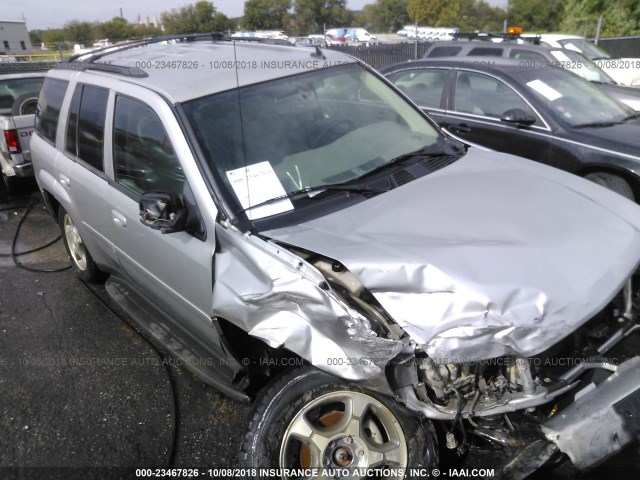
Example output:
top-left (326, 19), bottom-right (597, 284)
top-left (0, 72), bottom-right (45, 202)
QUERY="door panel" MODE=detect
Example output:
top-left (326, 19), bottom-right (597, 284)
top-left (442, 70), bottom-right (553, 162)
top-left (106, 94), bottom-right (215, 327)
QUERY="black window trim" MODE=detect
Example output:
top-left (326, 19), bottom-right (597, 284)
top-left (34, 77), bottom-right (70, 148)
top-left (450, 68), bottom-right (552, 131)
top-left (63, 82), bottom-right (110, 179)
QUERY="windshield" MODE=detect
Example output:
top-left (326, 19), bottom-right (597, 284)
top-left (517, 68), bottom-right (632, 127)
top-left (551, 49), bottom-right (616, 84)
top-left (557, 38), bottom-right (610, 60)
top-left (182, 64), bottom-right (441, 220)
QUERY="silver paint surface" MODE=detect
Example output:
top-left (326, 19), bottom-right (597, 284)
top-left (262, 149), bottom-right (640, 361)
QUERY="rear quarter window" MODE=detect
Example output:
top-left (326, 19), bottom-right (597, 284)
top-left (427, 46), bottom-right (462, 58)
top-left (35, 78), bottom-right (68, 144)
top-left (468, 47), bottom-right (504, 57)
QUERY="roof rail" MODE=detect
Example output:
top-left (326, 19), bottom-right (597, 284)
top-left (228, 36), bottom-right (293, 46)
top-left (63, 32), bottom-right (229, 63)
top-left (54, 61), bottom-right (148, 78)
top-left (54, 33), bottom-right (297, 79)
top-left (452, 31), bottom-right (539, 43)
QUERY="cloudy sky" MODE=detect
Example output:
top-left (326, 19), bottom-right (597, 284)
top-left (3, 0), bottom-right (508, 31)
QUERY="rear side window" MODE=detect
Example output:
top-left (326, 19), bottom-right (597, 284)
top-left (427, 46), bottom-right (462, 58)
top-left (65, 84), bottom-right (109, 171)
top-left (35, 78), bottom-right (68, 143)
top-left (509, 50), bottom-right (547, 61)
top-left (468, 47), bottom-right (503, 57)
top-left (391, 69), bottom-right (448, 108)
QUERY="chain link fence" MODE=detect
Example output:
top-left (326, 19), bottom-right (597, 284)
top-left (326, 42), bottom-right (433, 69)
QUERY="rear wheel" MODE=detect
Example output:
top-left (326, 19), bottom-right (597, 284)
top-left (585, 172), bottom-right (635, 201)
top-left (59, 207), bottom-right (108, 283)
top-left (241, 367), bottom-right (438, 479)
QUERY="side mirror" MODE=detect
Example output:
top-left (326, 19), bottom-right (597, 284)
top-left (139, 191), bottom-right (187, 234)
top-left (500, 108), bottom-right (536, 126)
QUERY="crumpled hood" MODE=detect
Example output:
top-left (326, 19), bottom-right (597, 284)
top-left (263, 148), bottom-right (640, 360)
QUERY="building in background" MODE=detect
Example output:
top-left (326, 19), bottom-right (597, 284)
top-left (0, 21), bottom-right (34, 55)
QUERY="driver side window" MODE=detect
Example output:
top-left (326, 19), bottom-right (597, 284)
top-left (454, 72), bottom-right (541, 125)
top-left (112, 95), bottom-right (185, 196)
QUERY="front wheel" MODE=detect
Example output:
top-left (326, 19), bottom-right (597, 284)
top-left (584, 172), bottom-right (635, 202)
top-left (241, 367), bottom-right (438, 479)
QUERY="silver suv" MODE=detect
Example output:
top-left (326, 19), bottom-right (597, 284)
top-left (31, 35), bottom-right (640, 477)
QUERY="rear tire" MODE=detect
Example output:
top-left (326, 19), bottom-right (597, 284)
top-left (241, 366), bottom-right (438, 480)
top-left (585, 172), bottom-right (635, 201)
top-left (11, 91), bottom-right (40, 116)
top-left (58, 207), bottom-right (108, 283)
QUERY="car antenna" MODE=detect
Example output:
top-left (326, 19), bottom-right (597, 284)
top-left (311, 45), bottom-right (326, 60)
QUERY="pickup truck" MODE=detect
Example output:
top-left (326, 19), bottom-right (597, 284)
top-left (0, 72), bottom-right (45, 202)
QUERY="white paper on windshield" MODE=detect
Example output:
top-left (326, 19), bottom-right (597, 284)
top-left (526, 79), bottom-right (562, 101)
top-left (550, 50), bottom-right (571, 63)
top-left (226, 161), bottom-right (293, 220)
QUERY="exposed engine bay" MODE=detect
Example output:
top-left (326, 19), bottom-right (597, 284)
top-left (293, 244), bottom-right (640, 477)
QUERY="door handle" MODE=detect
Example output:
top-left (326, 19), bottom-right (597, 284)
top-left (59, 174), bottom-right (70, 188)
top-left (451, 124), bottom-right (471, 133)
top-left (111, 209), bottom-right (127, 228)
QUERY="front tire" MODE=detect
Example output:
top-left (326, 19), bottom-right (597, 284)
top-left (241, 367), bottom-right (438, 479)
top-left (585, 172), bottom-right (635, 201)
top-left (59, 207), bottom-right (108, 283)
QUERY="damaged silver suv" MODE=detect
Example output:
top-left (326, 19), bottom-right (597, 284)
top-left (31, 35), bottom-right (640, 478)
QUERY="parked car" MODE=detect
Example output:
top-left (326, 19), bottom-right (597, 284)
top-left (382, 57), bottom-right (640, 201)
top-left (422, 40), bottom-right (640, 110)
top-left (523, 34), bottom-right (640, 86)
top-left (0, 72), bottom-right (45, 202)
top-left (292, 36), bottom-right (326, 47)
top-left (31, 35), bottom-right (640, 477)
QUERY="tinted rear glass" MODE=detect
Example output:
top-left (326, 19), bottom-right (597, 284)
top-left (35, 78), bottom-right (68, 144)
top-left (468, 47), bottom-right (503, 57)
top-left (427, 46), bottom-right (462, 58)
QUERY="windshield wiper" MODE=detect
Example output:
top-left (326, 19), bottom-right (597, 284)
top-left (622, 112), bottom-right (640, 122)
top-left (350, 143), bottom-right (465, 183)
top-left (240, 183), bottom-right (386, 214)
top-left (572, 120), bottom-right (623, 128)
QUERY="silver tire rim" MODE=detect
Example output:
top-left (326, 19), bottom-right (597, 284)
top-left (279, 391), bottom-right (408, 479)
top-left (63, 214), bottom-right (87, 271)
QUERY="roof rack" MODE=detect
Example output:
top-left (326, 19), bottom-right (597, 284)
top-left (63, 32), bottom-right (229, 63)
top-left (228, 36), bottom-right (293, 46)
top-left (54, 61), bottom-right (148, 77)
top-left (452, 32), bottom-right (540, 44)
top-left (53, 32), bottom-right (299, 79)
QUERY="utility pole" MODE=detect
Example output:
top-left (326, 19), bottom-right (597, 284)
top-left (594, 16), bottom-right (603, 44)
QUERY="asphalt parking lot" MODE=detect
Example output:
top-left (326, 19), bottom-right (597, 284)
top-left (0, 183), bottom-right (250, 480)
top-left (1, 183), bottom-right (639, 480)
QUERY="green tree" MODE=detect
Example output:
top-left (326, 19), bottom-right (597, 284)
top-left (561, 0), bottom-right (640, 37)
top-left (243, 0), bottom-right (291, 30)
top-left (364, 0), bottom-right (411, 32)
top-left (509, 0), bottom-right (564, 32)
top-left (100, 17), bottom-right (133, 42)
top-left (161, 1), bottom-right (233, 34)
top-left (42, 29), bottom-right (66, 46)
top-left (294, 0), bottom-right (349, 33)
top-left (64, 21), bottom-right (95, 45)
